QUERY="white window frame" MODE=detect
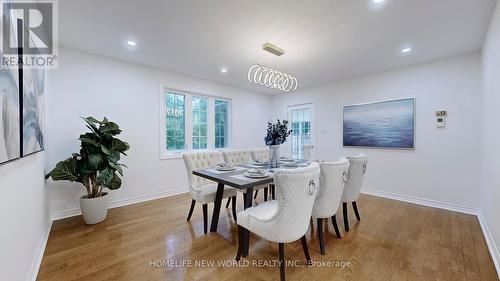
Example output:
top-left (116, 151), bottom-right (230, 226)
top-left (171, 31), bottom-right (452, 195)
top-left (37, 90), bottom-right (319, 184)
top-left (287, 103), bottom-right (315, 159)
top-left (159, 86), bottom-right (232, 159)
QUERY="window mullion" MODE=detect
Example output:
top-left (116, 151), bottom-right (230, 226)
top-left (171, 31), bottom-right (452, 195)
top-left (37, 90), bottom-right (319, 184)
top-left (185, 94), bottom-right (193, 151)
top-left (208, 98), bottom-right (215, 149)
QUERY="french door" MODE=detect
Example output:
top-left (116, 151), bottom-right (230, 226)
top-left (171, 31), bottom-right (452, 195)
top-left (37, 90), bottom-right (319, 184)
top-left (287, 103), bottom-right (314, 159)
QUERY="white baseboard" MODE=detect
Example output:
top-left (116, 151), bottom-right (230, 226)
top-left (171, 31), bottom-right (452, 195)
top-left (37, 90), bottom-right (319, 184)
top-left (362, 187), bottom-right (499, 278)
top-left (477, 212), bottom-right (500, 276)
top-left (361, 188), bottom-right (480, 215)
top-left (27, 218), bottom-right (52, 281)
top-left (51, 187), bottom-right (189, 221)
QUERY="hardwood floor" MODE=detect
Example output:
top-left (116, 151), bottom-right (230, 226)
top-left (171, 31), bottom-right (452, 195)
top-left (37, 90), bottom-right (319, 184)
top-left (38, 193), bottom-right (499, 281)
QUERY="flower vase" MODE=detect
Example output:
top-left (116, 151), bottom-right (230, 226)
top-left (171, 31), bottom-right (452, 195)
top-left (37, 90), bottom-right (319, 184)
top-left (269, 145), bottom-right (280, 168)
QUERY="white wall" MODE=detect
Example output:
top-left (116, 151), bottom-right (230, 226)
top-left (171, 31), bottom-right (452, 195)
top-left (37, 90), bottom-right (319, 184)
top-left (46, 47), bottom-right (272, 218)
top-left (0, 153), bottom-right (51, 281)
top-left (271, 53), bottom-right (482, 210)
top-left (481, 1), bottom-right (500, 270)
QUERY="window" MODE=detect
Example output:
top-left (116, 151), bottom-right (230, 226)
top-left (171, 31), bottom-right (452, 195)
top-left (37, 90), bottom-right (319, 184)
top-left (288, 103), bottom-right (314, 159)
top-left (165, 93), bottom-right (185, 152)
top-left (160, 87), bottom-right (231, 158)
top-left (215, 99), bottom-right (229, 148)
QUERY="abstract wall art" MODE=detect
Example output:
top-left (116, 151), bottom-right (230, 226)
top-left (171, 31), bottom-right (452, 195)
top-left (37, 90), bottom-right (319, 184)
top-left (0, 52), bottom-right (20, 164)
top-left (343, 98), bottom-right (415, 149)
top-left (22, 65), bottom-right (45, 156)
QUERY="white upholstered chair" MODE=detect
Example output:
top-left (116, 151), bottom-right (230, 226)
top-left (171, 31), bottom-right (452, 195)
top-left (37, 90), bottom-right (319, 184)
top-left (222, 149), bottom-right (269, 203)
top-left (236, 162), bottom-right (320, 281)
top-left (222, 149), bottom-right (253, 166)
top-left (250, 148), bottom-right (271, 200)
top-left (251, 148), bottom-right (269, 163)
top-left (183, 151), bottom-right (238, 234)
top-left (311, 158), bottom-right (350, 254)
top-left (341, 153), bottom-right (368, 232)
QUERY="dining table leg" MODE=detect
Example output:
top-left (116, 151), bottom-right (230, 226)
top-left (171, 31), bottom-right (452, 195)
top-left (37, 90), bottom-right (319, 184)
top-left (242, 187), bottom-right (254, 257)
top-left (210, 183), bottom-right (225, 232)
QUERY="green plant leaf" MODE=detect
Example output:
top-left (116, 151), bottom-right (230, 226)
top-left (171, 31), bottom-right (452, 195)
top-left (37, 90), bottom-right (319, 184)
top-left (100, 121), bottom-right (122, 135)
top-left (100, 144), bottom-right (111, 155)
top-left (79, 162), bottom-right (96, 175)
top-left (48, 157), bottom-right (78, 182)
top-left (79, 133), bottom-right (99, 146)
top-left (86, 124), bottom-right (101, 137)
top-left (87, 154), bottom-right (104, 170)
top-left (108, 173), bottom-right (122, 190)
top-left (97, 167), bottom-right (114, 186)
top-left (107, 150), bottom-right (120, 163)
top-left (83, 116), bottom-right (102, 124)
top-left (109, 161), bottom-right (123, 175)
top-left (110, 138), bottom-right (130, 153)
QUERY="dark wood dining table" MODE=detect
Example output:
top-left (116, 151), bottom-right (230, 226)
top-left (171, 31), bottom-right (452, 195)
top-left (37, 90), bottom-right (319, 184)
top-left (192, 163), bottom-right (273, 256)
top-left (192, 160), bottom-right (309, 257)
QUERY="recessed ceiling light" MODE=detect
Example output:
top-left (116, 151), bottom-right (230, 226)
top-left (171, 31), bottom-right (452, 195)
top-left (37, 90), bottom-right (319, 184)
top-left (373, 0), bottom-right (385, 3)
top-left (401, 47), bottom-right (412, 53)
top-left (220, 66), bottom-right (229, 73)
top-left (127, 40), bottom-right (137, 46)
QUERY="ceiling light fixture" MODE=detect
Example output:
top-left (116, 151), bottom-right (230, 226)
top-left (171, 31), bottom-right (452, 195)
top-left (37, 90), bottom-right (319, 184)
top-left (262, 42), bottom-right (285, 56)
top-left (220, 66), bottom-right (229, 73)
top-left (247, 64), bottom-right (298, 92)
top-left (127, 40), bottom-right (137, 46)
top-left (401, 47), bottom-right (412, 53)
top-left (373, 0), bottom-right (385, 3)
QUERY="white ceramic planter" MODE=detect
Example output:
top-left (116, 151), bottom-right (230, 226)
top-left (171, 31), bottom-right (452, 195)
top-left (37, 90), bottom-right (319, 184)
top-left (80, 192), bottom-right (110, 224)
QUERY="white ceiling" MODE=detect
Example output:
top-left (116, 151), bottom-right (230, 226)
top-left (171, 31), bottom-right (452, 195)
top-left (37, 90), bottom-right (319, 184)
top-left (59, 0), bottom-right (497, 94)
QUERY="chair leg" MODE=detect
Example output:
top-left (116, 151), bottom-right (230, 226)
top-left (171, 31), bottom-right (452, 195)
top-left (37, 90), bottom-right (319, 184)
top-left (226, 197), bottom-right (231, 208)
top-left (186, 199), bottom-right (196, 221)
top-left (236, 225), bottom-right (244, 261)
top-left (331, 215), bottom-right (341, 238)
top-left (352, 201), bottom-right (361, 221)
top-left (300, 235), bottom-right (312, 265)
top-left (264, 187), bottom-right (268, 201)
top-left (254, 190), bottom-right (259, 199)
top-left (271, 184), bottom-right (276, 200)
top-left (279, 243), bottom-right (286, 281)
top-left (202, 204), bottom-right (208, 234)
top-left (231, 196), bottom-right (237, 222)
top-left (317, 218), bottom-right (326, 255)
top-left (343, 202), bottom-right (349, 232)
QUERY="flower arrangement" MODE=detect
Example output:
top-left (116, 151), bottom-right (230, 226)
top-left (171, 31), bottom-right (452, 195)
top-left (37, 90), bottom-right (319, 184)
top-left (265, 119), bottom-right (292, 146)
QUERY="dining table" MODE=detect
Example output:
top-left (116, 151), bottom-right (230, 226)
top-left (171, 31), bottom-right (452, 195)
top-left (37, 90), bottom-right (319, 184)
top-left (192, 159), bottom-right (310, 257)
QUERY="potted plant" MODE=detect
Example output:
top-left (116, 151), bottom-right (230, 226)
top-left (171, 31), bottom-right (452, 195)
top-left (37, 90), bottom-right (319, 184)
top-left (46, 117), bottom-right (130, 224)
top-left (265, 119), bottom-right (292, 168)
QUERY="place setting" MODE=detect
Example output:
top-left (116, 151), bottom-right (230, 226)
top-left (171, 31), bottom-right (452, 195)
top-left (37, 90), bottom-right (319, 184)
top-left (208, 162), bottom-right (244, 174)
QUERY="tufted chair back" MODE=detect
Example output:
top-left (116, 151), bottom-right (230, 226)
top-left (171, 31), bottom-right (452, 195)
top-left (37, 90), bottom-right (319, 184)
top-left (183, 151), bottom-right (222, 192)
top-left (251, 148), bottom-right (270, 163)
top-left (266, 163), bottom-right (320, 242)
top-left (222, 149), bottom-right (252, 166)
top-left (342, 154), bottom-right (368, 202)
top-left (312, 158), bottom-right (350, 218)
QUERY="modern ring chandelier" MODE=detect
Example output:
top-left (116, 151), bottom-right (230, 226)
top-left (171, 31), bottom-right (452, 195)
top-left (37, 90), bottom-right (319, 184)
top-left (247, 64), bottom-right (298, 92)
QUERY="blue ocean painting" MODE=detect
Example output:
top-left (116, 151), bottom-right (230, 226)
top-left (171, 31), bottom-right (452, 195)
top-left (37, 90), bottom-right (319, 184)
top-left (343, 98), bottom-right (415, 149)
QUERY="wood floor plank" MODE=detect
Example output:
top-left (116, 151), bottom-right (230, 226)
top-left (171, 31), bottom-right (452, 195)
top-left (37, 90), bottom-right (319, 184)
top-left (37, 194), bottom-right (499, 281)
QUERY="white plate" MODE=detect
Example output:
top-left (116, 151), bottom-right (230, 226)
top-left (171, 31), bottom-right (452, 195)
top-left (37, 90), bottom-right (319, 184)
top-left (280, 159), bottom-right (295, 163)
top-left (217, 167), bottom-right (236, 171)
top-left (244, 172), bottom-right (269, 178)
top-left (252, 162), bottom-right (269, 166)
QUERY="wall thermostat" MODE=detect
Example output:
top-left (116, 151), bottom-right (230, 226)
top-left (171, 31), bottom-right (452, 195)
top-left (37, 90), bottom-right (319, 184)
top-left (436, 111), bottom-right (447, 128)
